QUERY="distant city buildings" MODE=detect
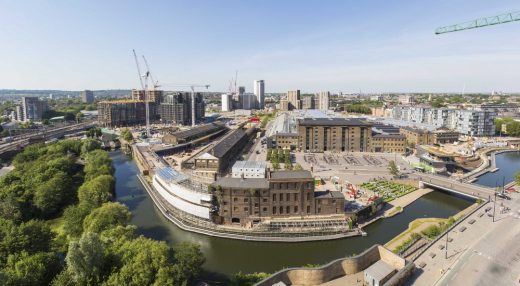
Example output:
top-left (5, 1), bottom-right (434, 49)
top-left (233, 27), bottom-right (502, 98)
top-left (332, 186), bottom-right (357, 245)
top-left (221, 93), bottom-right (232, 112)
top-left (16, 97), bottom-right (49, 122)
top-left (392, 106), bottom-right (496, 136)
top-left (254, 80), bottom-right (265, 109)
top-left (81, 90), bottom-right (94, 104)
top-left (398, 94), bottom-right (416, 105)
top-left (287, 90), bottom-right (301, 110)
top-left (318, 91), bottom-right (330, 111)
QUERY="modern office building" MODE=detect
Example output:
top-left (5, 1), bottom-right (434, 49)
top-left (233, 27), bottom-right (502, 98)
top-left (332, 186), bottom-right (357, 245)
top-left (81, 90), bottom-right (94, 104)
top-left (297, 118), bottom-right (373, 152)
top-left (211, 170), bottom-right (345, 226)
top-left (254, 80), bottom-right (265, 109)
top-left (221, 93), bottom-right (232, 112)
top-left (318, 91), bottom-right (330, 111)
top-left (287, 90), bottom-right (301, 110)
top-left (18, 97), bottom-right (49, 122)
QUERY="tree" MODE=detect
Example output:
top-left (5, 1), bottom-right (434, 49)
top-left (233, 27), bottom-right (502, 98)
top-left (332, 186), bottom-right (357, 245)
top-left (2, 251), bottom-right (61, 286)
top-left (75, 112), bottom-right (83, 123)
top-left (388, 160), bottom-right (399, 177)
top-left (84, 150), bottom-right (114, 180)
top-left (65, 232), bottom-right (106, 284)
top-left (62, 205), bottom-right (91, 238)
top-left (81, 139), bottom-right (101, 155)
top-left (172, 242), bottom-right (205, 285)
top-left (104, 236), bottom-right (178, 286)
top-left (120, 128), bottom-right (133, 142)
top-left (78, 175), bottom-right (114, 209)
top-left (229, 272), bottom-right (270, 286)
top-left (516, 171), bottom-right (520, 186)
top-left (33, 171), bottom-right (72, 217)
top-left (83, 202), bottom-right (131, 234)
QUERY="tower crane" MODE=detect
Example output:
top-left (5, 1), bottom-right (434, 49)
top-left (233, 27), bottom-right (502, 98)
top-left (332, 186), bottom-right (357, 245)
top-left (142, 55), bottom-right (160, 90)
top-left (132, 49), bottom-right (151, 138)
top-left (435, 11), bottom-right (520, 34)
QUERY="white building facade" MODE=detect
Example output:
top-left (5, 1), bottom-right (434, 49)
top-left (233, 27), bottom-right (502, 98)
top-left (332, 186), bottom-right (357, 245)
top-left (254, 80), bottom-right (265, 109)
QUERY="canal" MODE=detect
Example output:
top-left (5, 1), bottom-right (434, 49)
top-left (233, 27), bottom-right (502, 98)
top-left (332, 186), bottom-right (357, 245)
top-left (111, 151), bottom-right (472, 277)
top-left (474, 151), bottom-right (520, 187)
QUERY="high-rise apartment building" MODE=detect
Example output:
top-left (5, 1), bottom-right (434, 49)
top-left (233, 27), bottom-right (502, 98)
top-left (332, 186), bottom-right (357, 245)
top-left (81, 90), bottom-right (94, 104)
top-left (131, 89), bottom-right (163, 103)
top-left (98, 100), bottom-right (154, 127)
top-left (254, 80), bottom-right (265, 109)
top-left (287, 90), bottom-right (301, 110)
top-left (302, 95), bottom-right (315, 109)
top-left (318, 91), bottom-right (330, 111)
top-left (221, 93), bottom-right (232, 112)
top-left (240, 93), bottom-right (256, 110)
top-left (18, 97), bottom-right (49, 122)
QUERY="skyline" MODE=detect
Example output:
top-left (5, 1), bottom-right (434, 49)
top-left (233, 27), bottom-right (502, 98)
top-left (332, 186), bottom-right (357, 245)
top-left (1, 1), bottom-right (520, 93)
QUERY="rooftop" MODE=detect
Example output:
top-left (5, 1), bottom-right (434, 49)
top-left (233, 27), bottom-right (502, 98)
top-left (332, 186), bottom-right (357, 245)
top-left (372, 134), bottom-right (406, 139)
top-left (233, 161), bottom-right (267, 169)
top-left (211, 128), bottom-right (247, 158)
top-left (270, 170), bottom-right (313, 180)
top-left (156, 167), bottom-right (188, 184)
top-left (314, 191), bottom-right (344, 199)
top-left (170, 122), bottom-right (226, 140)
top-left (298, 117), bottom-right (372, 127)
top-left (364, 260), bottom-right (396, 281)
top-left (213, 177), bottom-right (270, 189)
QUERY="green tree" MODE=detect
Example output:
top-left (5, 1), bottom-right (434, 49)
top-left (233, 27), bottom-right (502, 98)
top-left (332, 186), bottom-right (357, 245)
top-left (229, 272), bottom-right (270, 286)
top-left (388, 160), bottom-right (399, 177)
top-left (65, 232), bottom-right (106, 284)
top-left (33, 171), bottom-right (72, 217)
top-left (62, 205), bottom-right (91, 238)
top-left (83, 202), bottom-right (131, 234)
top-left (2, 251), bottom-right (61, 286)
top-left (172, 242), bottom-right (205, 285)
top-left (104, 237), bottom-right (179, 286)
top-left (78, 175), bottom-right (114, 209)
top-left (516, 171), bottom-right (520, 186)
top-left (120, 128), bottom-right (133, 142)
top-left (75, 112), bottom-right (83, 123)
top-left (81, 139), bottom-right (102, 155)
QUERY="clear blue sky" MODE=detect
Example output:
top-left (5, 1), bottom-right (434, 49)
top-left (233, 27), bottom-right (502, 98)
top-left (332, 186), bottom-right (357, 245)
top-left (1, 0), bottom-right (519, 93)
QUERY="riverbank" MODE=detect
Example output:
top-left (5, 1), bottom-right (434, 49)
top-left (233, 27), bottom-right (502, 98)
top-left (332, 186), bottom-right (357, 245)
top-left (463, 148), bottom-right (514, 181)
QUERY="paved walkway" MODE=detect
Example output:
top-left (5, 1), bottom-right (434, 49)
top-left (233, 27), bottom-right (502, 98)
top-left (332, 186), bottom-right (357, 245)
top-left (406, 190), bottom-right (520, 285)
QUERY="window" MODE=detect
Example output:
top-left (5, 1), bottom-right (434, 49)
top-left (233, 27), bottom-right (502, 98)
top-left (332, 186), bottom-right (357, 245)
top-left (307, 206), bottom-right (311, 213)
top-left (272, 194), bottom-right (276, 201)
top-left (294, 193), bottom-right (299, 201)
top-left (244, 198), bottom-right (248, 203)
top-left (279, 206), bottom-right (283, 214)
top-left (279, 193), bottom-right (283, 201)
top-left (263, 207), bottom-right (267, 212)
top-left (318, 207), bottom-right (321, 213)
top-left (294, 206), bottom-right (298, 213)
top-left (233, 198), bottom-right (238, 202)
top-left (272, 207), bottom-right (276, 214)
top-left (286, 206), bottom-right (290, 213)
top-left (244, 207), bottom-right (249, 212)
top-left (286, 193), bottom-right (290, 201)
top-left (263, 198), bottom-right (268, 203)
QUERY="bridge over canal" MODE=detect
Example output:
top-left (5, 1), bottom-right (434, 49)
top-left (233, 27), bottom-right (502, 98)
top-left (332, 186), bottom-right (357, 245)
top-left (417, 173), bottom-right (496, 200)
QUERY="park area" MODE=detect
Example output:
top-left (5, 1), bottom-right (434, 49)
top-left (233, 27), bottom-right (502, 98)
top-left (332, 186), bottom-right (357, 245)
top-left (360, 180), bottom-right (418, 202)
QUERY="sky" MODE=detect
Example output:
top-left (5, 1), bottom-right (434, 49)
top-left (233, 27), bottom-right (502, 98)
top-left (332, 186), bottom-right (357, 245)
top-left (0, 0), bottom-right (519, 93)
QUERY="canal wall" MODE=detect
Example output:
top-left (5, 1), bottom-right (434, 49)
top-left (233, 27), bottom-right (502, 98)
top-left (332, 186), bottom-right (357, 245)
top-left (463, 148), bottom-right (514, 181)
top-left (255, 245), bottom-right (414, 286)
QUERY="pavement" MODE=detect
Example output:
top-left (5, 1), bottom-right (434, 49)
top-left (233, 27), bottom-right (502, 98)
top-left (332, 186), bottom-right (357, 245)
top-left (407, 190), bottom-right (520, 286)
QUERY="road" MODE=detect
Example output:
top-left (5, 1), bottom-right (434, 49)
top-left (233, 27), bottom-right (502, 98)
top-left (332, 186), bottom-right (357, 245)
top-left (407, 188), bottom-right (520, 286)
top-left (417, 173), bottom-right (496, 198)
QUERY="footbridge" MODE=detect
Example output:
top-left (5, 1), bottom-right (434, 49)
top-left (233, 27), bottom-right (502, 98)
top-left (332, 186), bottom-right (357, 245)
top-left (418, 173), bottom-right (495, 200)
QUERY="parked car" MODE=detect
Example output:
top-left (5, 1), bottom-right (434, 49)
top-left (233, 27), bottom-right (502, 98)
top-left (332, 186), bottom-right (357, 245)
top-left (497, 193), bottom-right (511, 200)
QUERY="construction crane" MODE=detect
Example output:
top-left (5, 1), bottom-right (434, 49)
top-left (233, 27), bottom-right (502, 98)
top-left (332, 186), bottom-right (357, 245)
top-left (435, 10), bottom-right (520, 34)
top-left (142, 55), bottom-right (160, 90)
top-left (132, 49), bottom-right (151, 138)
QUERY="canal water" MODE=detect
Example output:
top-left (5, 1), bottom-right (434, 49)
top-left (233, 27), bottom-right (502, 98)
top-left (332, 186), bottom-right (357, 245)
top-left (111, 151), bottom-right (472, 277)
top-left (474, 151), bottom-right (520, 187)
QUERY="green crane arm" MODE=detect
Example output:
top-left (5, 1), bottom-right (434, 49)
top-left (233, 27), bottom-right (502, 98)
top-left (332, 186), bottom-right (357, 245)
top-left (435, 11), bottom-right (520, 34)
